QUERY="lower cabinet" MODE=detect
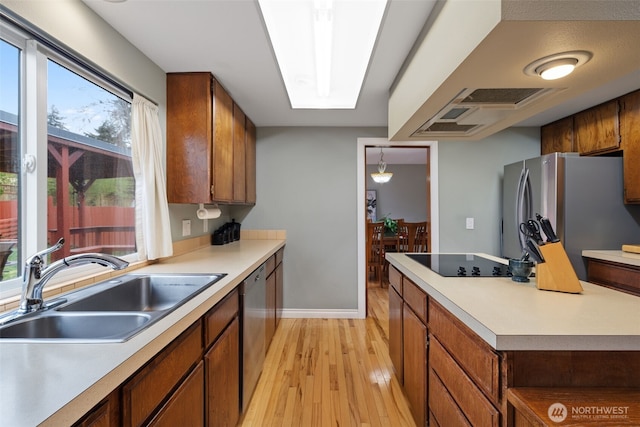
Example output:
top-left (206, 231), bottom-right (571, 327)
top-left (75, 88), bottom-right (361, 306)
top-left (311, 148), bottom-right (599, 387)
top-left (72, 390), bottom-right (120, 427)
top-left (586, 258), bottom-right (640, 296)
top-left (121, 321), bottom-right (203, 427)
top-left (148, 362), bottom-right (205, 427)
top-left (402, 302), bottom-right (427, 427)
top-left (205, 317), bottom-right (240, 427)
top-left (388, 284), bottom-right (403, 383)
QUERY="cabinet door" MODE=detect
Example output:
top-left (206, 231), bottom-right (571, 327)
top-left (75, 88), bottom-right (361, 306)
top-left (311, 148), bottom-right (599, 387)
top-left (148, 362), bottom-right (205, 427)
top-left (73, 390), bottom-right (120, 427)
top-left (575, 100), bottom-right (620, 155)
top-left (212, 80), bottom-right (234, 202)
top-left (402, 303), bottom-right (427, 427)
top-left (388, 285), bottom-right (403, 383)
top-left (121, 322), bottom-right (203, 427)
top-left (233, 103), bottom-right (247, 202)
top-left (540, 116), bottom-right (574, 155)
top-left (205, 316), bottom-right (240, 427)
top-left (245, 118), bottom-right (257, 205)
top-left (265, 270), bottom-right (276, 348)
top-left (275, 261), bottom-right (283, 327)
top-left (620, 90), bottom-right (640, 203)
top-left (166, 72), bottom-right (213, 203)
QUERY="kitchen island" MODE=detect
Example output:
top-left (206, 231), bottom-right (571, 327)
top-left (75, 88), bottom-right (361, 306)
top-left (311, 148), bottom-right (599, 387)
top-left (582, 249), bottom-right (640, 296)
top-left (0, 238), bottom-right (285, 427)
top-left (386, 252), bottom-right (640, 427)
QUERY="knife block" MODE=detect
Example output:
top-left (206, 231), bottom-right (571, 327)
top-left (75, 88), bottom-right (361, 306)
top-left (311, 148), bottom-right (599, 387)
top-left (535, 242), bottom-right (583, 294)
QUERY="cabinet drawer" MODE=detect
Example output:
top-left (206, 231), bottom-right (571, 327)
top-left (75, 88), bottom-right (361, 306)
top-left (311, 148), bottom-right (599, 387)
top-left (148, 361), bottom-right (205, 427)
top-left (430, 337), bottom-right (499, 427)
top-left (587, 259), bottom-right (640, 296)
top-left (389, 265), bottom-right (402, 296)
top-left (205, 288), bottom-right (239, 348)
top-left (429, 368), bottom-right (472, 427)
top-left (429, 300), bottom-right (500, 402)
top-left (266, 254), bottom-right (276, 278)
top-left (275, 247), bottom-right (284, 266)
top-left (403, 277), bottom-right (426, 324)
top-left (122, 321), bottom-right (203, 427)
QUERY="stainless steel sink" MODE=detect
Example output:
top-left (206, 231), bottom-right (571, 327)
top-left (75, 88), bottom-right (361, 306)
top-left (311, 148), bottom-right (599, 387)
top-left (58, 274), bottom-right (225, 312)
top-left (0, 313), bottom-right (151, 342)
top-left (0, 273), bottom-right (226, 342)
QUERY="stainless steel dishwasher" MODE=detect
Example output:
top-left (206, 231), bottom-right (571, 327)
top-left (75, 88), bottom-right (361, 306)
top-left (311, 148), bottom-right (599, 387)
top-left (240, 262), bottom-right (266, 411)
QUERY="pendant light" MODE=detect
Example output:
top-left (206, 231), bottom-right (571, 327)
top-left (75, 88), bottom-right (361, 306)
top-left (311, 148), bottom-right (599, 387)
top-left (371, 148), bottom-right (393, 183)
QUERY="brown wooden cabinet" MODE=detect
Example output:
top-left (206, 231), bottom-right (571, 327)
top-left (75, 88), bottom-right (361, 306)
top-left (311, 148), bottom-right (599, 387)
top-left (148, 362), bottom-right (205, 427)
top-left (73, 390), bottom-right (120, 427)
top-left (121, 321), bottom-right (203, 426)
top-left (265, 266), bottom-right (276, 347)
top-left (388, 283), bottom-right (403, 383)
top-left (205, 317), bottom-right (240, 427)
top-left (245, 118), bottom-right (257, 204)
top-left (586, 258), bottom-right (640, 296)
top-left (574, 99), bottom-right (620, 155)
top-left (265, 247), bottom-right (285, 347)
top-left (166, 72), bottom-right (256, 204)
top-left (540, 116), bottom-right (574, 155)
top-left (620, 90), bottom-right (640, 203)
top-left (204, 288), bottom-right (240, 427)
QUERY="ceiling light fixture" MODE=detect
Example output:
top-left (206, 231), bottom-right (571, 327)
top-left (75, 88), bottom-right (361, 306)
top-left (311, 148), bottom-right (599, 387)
top-left (524, 51), bottom-right (592, 81)
top-left (258, 0), bottom-right (388, 109)
top-left (371, 148), bottom-right (393, 183)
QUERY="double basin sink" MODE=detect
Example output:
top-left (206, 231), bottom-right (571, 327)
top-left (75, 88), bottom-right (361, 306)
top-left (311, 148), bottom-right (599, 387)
top-left (0, 273), bottom-right (225, 343)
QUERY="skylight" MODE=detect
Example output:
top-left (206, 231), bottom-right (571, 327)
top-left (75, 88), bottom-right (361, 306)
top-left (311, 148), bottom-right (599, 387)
top-left (258, 0), bottom-right (388, 109)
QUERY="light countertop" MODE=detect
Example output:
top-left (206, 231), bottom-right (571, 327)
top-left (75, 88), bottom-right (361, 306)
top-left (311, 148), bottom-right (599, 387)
top-left (0, 239), bottom-right (285, 427)
top-left (582, 249), bottom-right (640, 267)
top-left (386, 252), bottom-right (640, 352)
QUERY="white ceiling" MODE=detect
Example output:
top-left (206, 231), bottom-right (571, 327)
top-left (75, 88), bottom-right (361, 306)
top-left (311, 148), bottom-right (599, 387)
top-left (83, 0), bottom-right (639, 135)
top-left (82, 0), bottom-right (437, 128)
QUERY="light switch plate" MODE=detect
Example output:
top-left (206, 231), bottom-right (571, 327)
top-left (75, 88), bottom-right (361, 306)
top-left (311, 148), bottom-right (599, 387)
top-left (465, 217), bottom-right (474, 230)
top-left (182, 219), bottom-right (191, 236)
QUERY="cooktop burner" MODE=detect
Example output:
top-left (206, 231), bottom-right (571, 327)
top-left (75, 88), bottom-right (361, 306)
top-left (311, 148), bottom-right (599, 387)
top-left (406, 254), bottom-right (511, 277)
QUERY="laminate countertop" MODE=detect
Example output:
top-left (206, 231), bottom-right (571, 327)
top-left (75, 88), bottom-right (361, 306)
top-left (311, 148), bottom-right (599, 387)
top-left (582, 249), bottom-right (640, 267)
top-left (386, 252), bottom-right (640, 353)
top-left (0, 239), bottom-right (285, 427)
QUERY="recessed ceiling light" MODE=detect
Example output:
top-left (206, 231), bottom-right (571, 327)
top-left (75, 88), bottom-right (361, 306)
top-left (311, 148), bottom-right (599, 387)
top-left (524, 51), bottom-right (592, 81)
top-left (258, 0), bottom-right (388, 109)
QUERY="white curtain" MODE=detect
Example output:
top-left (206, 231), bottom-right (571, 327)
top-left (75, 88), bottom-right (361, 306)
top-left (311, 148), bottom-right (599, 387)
top-left (131, 94), bottom-right (173, 260)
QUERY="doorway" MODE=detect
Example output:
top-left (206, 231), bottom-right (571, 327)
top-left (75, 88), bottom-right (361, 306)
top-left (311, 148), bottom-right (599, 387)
top-left (356, 138), bottom-right (439, 318)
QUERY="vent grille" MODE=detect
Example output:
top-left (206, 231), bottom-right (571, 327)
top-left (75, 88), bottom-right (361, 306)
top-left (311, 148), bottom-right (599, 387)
top-left (415, 122), bottom-right (479, 134)
top-left (460, 88), bottom-right (544, 105)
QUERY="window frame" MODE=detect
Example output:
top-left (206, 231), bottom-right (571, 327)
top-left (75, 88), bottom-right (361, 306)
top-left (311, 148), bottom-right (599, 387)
top-left (0, 18), bottom-right (139, 299)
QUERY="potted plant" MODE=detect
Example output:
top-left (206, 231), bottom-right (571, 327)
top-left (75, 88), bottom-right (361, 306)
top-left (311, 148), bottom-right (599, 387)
top-left (380, 215), bottom-right (398, 235)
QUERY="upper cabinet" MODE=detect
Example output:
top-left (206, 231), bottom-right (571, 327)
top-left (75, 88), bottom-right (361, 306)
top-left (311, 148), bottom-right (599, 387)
top-left (541, 89), bottom-right (640, 204)
top-left (166, 72), bottom-right (256, 204)
top-left (574, 100), bottom-right (620, 155)
top-left (540, 116), bottom-right (574, 155)
top-left (620, 90), bottom-right (640, 204)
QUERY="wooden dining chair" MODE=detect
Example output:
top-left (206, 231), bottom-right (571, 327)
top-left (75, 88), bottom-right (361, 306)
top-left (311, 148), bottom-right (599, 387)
top-left (367, 222), bottom-right (385, 284)
top-left (396, 220), bottom-right (410, 252)
top-left (413, 221), bottom-right (429, 252)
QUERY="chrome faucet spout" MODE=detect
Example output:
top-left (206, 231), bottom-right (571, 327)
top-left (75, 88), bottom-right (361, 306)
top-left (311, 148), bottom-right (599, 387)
top-left (18, 240), bottom-right (129, 314)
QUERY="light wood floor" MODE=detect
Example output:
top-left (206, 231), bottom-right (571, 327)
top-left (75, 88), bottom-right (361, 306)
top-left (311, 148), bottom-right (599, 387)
top-left (239, 285), bottom-right (417, 427)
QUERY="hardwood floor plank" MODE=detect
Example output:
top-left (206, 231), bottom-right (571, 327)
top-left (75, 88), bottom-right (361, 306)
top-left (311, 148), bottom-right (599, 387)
top-left (239, 287), bottom-right (417, 427)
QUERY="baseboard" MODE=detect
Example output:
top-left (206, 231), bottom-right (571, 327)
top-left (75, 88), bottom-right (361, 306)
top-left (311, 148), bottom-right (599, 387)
top-left (281, 308), bottom-right (363, 319)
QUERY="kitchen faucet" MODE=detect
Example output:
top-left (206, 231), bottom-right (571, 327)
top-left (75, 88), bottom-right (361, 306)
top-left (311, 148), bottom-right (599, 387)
top-left (17, 238), bottom-right (129, 314)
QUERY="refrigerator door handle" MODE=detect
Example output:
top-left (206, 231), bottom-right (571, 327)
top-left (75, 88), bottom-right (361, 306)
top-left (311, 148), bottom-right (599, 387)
top-left (516, 167), bottom-right (532, 251)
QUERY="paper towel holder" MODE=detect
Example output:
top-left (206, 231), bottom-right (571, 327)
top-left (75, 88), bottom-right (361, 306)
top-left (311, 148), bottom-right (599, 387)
top-left (197, 203), bottom-right (221, 220)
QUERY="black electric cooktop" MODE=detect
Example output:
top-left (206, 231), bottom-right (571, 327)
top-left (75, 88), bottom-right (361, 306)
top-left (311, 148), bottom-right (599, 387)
top-left (406, 254), bottom-right (511, 277)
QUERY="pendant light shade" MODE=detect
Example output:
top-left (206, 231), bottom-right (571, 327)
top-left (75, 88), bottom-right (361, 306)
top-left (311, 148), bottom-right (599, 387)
top-left (371, 148), bottom-right (393, 183)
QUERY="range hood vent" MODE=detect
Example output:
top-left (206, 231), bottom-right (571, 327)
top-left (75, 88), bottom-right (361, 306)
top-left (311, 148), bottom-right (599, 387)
top-left (412, 87), bottom-right (559, 138)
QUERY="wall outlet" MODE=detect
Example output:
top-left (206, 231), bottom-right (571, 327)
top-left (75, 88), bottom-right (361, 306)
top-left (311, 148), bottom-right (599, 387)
top-left (465, 217), bottom-right (474, 230)
top-left (182, 219), bottom-right (191, 236)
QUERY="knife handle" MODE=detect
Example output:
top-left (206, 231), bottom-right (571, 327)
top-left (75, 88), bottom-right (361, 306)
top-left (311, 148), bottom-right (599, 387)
top-left (536, 214), bottom-right (560, 243)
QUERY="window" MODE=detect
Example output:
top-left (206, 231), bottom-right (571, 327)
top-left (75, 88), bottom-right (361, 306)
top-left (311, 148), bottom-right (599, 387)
top-left (0, 21), bottom-right (136, 296)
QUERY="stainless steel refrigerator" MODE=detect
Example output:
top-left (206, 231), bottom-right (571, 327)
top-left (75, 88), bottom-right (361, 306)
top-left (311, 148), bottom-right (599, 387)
top-left (502, 152), bottom-right (640, 280)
